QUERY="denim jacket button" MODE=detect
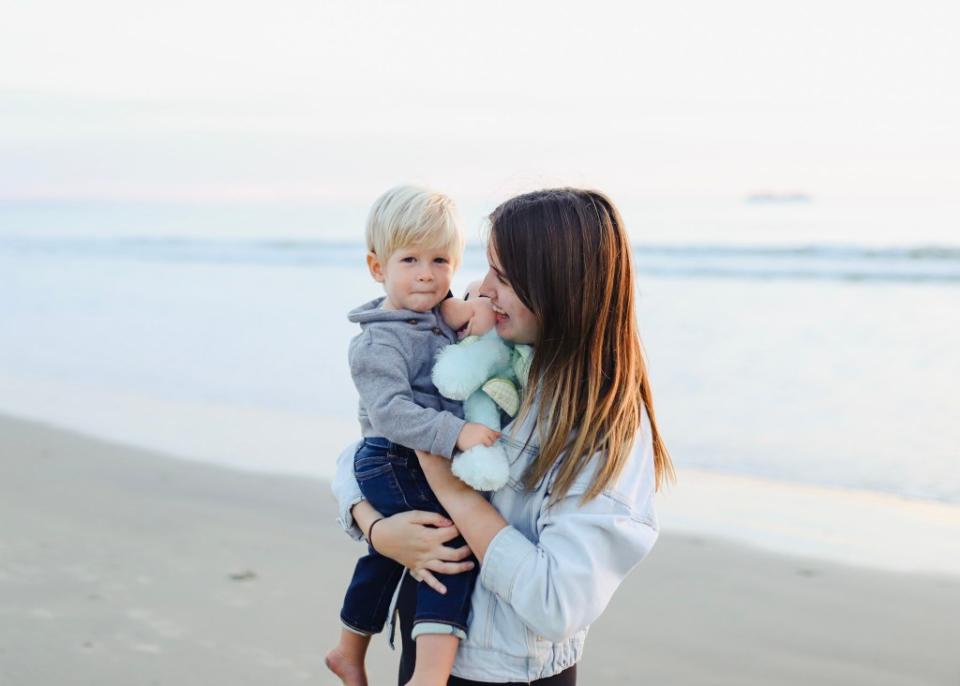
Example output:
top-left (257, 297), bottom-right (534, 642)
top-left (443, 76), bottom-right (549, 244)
top-left (432, 326), bottom-right (443, 335)
top-left (407, 319), bottom-right (417, 325)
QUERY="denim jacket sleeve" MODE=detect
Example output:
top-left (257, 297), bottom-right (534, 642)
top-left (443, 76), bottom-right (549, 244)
top-left (332, 440), bottom-right (365, 541)
top-left (479, 424), bottom-right (659, 643)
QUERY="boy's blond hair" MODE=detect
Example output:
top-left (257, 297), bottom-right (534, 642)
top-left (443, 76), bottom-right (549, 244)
top-left (366, 185), bottom-right (464, 266)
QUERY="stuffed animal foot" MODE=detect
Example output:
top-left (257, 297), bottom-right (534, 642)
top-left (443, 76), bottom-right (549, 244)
top-left (452, 443), bottom-right (510, 491)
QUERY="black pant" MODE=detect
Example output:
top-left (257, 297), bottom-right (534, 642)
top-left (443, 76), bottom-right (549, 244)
top-left (396, 574), bottom-right (578, 685)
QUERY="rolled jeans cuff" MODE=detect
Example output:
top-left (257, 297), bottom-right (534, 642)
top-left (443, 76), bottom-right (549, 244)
top-left (411, 620), bottom-right (467, 641)
top-left (341, 618), bottom-right (374, 637)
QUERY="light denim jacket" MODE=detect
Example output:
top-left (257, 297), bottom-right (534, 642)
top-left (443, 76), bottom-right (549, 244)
top-left (332, 402), bottom-right (660, 682)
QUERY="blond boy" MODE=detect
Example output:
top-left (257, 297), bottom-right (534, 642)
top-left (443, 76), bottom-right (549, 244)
top-left (326, 186), bottom-right (498, 686)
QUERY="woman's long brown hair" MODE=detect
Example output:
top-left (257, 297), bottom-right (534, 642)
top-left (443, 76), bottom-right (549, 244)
top-left (490, 188), bottom-right (675, 502)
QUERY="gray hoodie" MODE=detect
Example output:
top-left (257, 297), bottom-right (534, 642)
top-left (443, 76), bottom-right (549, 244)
top-left (347, 296), bottom-right (466, 458)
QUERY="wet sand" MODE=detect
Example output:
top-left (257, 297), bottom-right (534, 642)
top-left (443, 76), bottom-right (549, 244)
top-left (1, 414), bottom-right (957, 685)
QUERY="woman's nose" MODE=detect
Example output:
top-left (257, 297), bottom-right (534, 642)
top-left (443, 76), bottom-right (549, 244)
top-left (478, 270), bottom-right (495, 298)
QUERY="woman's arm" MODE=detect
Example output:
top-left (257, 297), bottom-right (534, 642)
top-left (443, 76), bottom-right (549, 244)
top-left (479, 490), bottom-right (657, 642)
top-left (415, 451), bottom-right (508, 561)
top-left (332, 441), bottom-right (367, 540)
top-left (418, 436), bottom-right (659, 643)
top-left (330, 441), bottom-right (476, 594)
top-left (350, 499), bottom-right (383, 540)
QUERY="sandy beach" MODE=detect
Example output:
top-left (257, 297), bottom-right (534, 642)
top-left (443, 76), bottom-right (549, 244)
top-left (2, 413), bottom-right (958, 686)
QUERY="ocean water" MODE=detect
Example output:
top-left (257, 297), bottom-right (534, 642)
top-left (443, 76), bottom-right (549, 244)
top-left (2, 221), bottom-right (958, 506)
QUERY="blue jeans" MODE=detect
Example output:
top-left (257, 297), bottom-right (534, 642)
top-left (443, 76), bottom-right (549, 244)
top-left (340, 437), bottom-right (478, 638)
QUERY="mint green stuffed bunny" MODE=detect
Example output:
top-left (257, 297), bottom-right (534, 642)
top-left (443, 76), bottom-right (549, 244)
top-left (432, 285), bottom-right (532, 491)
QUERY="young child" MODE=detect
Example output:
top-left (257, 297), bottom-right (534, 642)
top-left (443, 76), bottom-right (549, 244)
top-left (325, 186), bottom-right (500, 686)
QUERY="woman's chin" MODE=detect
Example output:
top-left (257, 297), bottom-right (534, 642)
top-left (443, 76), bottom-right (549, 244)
top-left (497, 319), bottom-right (537, 345)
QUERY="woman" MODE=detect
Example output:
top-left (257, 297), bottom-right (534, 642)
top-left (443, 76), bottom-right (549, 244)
top-left (332, 188), bottom-right (674, 685)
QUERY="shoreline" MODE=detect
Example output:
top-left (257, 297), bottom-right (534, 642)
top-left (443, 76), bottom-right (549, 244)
top-left (2, 412), bottom-right (958, 685)
top-left (659, 466), bottom-right (960, 577)
top-left (1, 392), bottom-right (959, 578)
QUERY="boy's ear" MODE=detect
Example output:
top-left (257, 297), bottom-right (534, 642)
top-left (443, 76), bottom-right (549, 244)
top-left (366, 252), bottom-right (386, 283)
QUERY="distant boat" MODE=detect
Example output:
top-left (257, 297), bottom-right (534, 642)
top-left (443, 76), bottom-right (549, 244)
top-left (745, 192), bottom-right (813, 204)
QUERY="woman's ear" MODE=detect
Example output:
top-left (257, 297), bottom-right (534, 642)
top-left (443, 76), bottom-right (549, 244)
top-left (366, 252), bottom-right (385, 283)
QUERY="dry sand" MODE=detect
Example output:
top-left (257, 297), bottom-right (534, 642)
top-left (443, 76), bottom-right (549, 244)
top-left (1, 414), bottom-right (957, 685)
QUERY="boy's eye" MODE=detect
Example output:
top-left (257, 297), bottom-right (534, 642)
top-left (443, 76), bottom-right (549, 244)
top-left (433, 257), bottom-right (449, 264)
top-left (401, 257), bottom-right (416, 263)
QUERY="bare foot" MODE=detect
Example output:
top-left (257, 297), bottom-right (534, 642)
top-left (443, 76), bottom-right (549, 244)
top-left (325, 647), bottom-right (368, 686)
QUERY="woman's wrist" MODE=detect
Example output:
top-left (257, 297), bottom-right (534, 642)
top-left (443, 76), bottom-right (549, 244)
top-left (350, 500), bottom-right (383, 540)
top-left (366, 516), bottom-right (385, 551)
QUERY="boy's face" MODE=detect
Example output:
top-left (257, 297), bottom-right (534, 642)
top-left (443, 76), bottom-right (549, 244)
top-left (367, 244), bottom-right (455, 312)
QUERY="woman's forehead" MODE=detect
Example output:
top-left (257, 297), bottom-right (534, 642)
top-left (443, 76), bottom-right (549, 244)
top-left (485, 240), bottom-right (501, 267)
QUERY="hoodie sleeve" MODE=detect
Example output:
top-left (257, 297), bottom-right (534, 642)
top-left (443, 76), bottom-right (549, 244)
top-left (350, 338), bottom-right (466, 458)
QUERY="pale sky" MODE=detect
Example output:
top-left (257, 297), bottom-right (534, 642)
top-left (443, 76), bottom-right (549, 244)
top-left (1, 0), bottom-right (958, 206)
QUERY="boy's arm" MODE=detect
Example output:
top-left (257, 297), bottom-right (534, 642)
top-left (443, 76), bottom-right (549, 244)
top-left (351, 339), bottom-right (467, 458)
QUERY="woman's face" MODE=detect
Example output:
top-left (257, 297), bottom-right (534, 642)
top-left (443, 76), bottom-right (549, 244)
top-left (478, 240), bottom-right (540, 345)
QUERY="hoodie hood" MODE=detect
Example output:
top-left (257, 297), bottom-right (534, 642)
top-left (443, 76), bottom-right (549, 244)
top-left (347, 296), bottom-right (443, 325)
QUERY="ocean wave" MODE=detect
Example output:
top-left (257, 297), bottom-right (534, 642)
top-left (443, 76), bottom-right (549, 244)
top-left (635, 243), bottom-right (960, 261)
top-left (2, 237), bottom-right (959, 283)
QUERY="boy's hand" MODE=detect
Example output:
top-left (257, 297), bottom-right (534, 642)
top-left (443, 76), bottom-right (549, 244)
top-left (456, 422), bottom-right (501, 452)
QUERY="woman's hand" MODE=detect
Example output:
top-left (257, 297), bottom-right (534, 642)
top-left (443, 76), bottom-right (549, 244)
top-left (415, 449), bottom-right (508, 563)
top-left (366, 509), bottom-right (475, 594)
